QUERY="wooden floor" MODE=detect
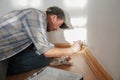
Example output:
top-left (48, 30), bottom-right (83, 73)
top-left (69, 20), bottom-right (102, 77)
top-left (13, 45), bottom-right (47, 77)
top-left (6, 52), bottom-right (97, 80)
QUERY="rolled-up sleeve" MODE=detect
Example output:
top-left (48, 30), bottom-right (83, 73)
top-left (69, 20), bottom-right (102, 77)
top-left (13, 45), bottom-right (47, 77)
top-left (23, 9), bottom-right (54, 55)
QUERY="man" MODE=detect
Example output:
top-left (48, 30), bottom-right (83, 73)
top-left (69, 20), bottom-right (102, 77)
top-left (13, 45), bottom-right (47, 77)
top-left (0, 6), bottom-right (82, 79)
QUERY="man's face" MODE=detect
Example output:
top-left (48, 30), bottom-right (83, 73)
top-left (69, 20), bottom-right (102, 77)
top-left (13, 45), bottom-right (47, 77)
top-left (47, 15), bottom-right (64, 32)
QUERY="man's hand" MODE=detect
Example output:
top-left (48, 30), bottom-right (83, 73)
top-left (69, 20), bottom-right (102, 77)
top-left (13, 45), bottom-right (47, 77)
top-left (71, 40), bottom-right (83, 54)
top-left (65, 56), bottom-right (71, 61)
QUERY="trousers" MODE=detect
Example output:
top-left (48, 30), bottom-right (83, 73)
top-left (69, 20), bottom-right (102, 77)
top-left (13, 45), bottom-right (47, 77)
top-left (7, 44), bottom-right (51, 75)
top-left (0, 59), bottom-right (8, 80)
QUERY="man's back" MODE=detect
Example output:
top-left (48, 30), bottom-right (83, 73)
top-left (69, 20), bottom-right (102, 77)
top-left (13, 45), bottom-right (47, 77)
top-left (0, 8), bottom-right (38, 61)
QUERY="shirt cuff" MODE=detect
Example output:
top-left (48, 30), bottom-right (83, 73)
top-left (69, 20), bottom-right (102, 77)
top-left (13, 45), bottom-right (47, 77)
top-left (35, 43), bottom-right (54, 55)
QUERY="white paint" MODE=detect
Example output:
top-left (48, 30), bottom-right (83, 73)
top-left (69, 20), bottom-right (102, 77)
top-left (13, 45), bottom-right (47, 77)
top-left (87, 0), bottom-right (120, 80)
top-left (29, 0), bottom-right (42, 8)
top-left (71, 17), bottom-right (87, 27)
top-left (64, 0), bottom-right (87, 9)
top-left (47, 28), bottom-right (87, 43)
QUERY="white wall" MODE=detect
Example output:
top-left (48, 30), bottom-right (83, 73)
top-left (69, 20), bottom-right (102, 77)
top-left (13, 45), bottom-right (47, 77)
top-left (47, 28), bottom-right (86, 43)
top-left (87, 0), bottom-right (120, 80)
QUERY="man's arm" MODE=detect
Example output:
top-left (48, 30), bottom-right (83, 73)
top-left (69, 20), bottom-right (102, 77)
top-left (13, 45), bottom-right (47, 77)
top-left (44, 41), bottom-right (81, 58)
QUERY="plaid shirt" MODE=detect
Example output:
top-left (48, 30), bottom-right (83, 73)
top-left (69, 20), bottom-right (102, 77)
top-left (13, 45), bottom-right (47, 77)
top-left (0, 8), bottom-right (54, 61)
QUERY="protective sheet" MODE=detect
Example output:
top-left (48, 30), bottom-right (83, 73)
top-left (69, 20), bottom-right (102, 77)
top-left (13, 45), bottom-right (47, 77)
top-left (26, 67), bottom-right (83, 80)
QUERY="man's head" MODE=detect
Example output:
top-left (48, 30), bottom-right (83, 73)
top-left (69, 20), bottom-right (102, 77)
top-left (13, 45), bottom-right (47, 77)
top-left (46, 6), bottom-right (68, 32)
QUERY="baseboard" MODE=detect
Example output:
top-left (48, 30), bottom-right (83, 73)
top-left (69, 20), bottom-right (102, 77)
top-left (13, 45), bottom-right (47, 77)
top-left (82, 47), bottom-right (113, 80)
top-left (54, 43), bottom-right (113, 80)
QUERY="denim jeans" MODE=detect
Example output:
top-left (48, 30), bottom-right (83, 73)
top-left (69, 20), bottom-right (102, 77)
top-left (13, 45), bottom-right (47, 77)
top-left (0, 59), bottom-right (8, 80)
top-left (7, 44), bottom-right (51, 75)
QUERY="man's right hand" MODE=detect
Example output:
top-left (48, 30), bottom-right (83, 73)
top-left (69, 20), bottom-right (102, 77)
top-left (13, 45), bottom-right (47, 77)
top-left (71, 40), bottom-right (83, 54)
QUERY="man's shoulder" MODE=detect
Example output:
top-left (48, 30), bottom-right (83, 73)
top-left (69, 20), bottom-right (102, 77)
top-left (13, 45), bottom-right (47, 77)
top-left (23, 8), bottom-right (44, 14)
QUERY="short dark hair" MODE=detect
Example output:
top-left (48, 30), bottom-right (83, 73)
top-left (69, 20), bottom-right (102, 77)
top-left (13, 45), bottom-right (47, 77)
top-left (46, 6), bottom-right (68, 29)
